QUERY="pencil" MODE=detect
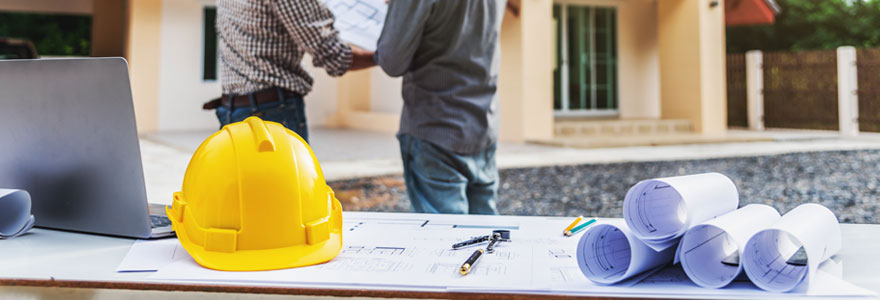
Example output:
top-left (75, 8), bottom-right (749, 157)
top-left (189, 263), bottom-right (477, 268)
top-left (562, 216), bottom-right (583, 235)
top-left (564, 218), bottom-right (596, 237)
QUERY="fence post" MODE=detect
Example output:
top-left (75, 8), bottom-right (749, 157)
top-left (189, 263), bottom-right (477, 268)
top-left (746, 50), bottom-right (764, 131)
top-left (837, 46), bottom-right (859, 136)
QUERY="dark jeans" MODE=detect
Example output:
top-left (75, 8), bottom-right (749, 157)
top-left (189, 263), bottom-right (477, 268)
top-left (398, 133), bottom-right (499, 215)
top-left (215, 90), bottom-right (308, 142)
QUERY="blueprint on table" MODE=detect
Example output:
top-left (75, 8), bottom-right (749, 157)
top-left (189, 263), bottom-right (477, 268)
top-left (122, 212), bottom-right (876, 298)
top-left (322, 0), bottom-right (386, 51)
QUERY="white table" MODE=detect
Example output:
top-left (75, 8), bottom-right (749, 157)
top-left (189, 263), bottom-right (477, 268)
top-left (1, 212), bottom-right (878, 299)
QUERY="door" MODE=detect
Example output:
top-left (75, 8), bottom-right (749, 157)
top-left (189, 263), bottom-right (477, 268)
top-left (553, 3), bottom-right (618, 117)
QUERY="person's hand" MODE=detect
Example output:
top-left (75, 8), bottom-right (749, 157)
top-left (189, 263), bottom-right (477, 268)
top-left (350, 45), bottom-right (377, 71)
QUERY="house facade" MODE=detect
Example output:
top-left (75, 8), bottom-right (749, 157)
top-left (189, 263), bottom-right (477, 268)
top-left (1, 0), bottom-right (778, 145)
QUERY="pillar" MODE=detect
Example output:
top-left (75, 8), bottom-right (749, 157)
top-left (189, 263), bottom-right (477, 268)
top-left (498, 0), bottom-right (554, 142)
top-left (658, 0), bottom-right (727, 134)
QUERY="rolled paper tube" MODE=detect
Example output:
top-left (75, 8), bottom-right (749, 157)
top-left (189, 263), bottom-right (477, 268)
top-left (679, 204), bottom-right (781, 288)
top-left (742, 203), bottom-right (841, 292)
top-left (622, 173), bottom-right (740, 251)
top-left (0, 189), bottom-right (36, 239)
top-left (576, 220), bottom-right (676, 284)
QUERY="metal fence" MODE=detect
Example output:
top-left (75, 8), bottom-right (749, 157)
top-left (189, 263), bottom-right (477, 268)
top-left (858, 48), bottom-right (880, 132)
top-left (762, 50), bottom-right (839, 130)
top-left (727, 53), bottom-right (748, 128)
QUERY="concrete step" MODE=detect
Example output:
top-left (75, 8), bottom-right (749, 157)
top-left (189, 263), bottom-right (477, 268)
top-left (554, 119), bottom-right (694, 137)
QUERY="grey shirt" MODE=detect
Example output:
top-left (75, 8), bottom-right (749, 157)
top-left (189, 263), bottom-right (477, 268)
top-left (375, 0), bottom-right (505, 154)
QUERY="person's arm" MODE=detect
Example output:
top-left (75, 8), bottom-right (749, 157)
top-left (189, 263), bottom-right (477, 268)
top-left (350, 45), bottom-right (376, 71)
top-left (375, 0), bottom-right (433, 77)
top-left (270, 0), bottom-right (370, 76)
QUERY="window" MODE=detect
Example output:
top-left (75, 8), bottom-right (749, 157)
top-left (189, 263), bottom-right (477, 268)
top-left (203, 7), bottom-right (218, 81)
top-left (0, 12), bottom-right (92, 57)
top-left (553, 4), bottom-right (618, 116)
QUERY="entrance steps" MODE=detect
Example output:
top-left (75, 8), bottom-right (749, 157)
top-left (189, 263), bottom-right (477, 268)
top-left (554, 118), bottom-right (694, 137)
top-left (541, 119), bottom-right (772, 148)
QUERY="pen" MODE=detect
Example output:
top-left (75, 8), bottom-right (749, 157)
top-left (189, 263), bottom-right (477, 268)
top-left (459, 249), bottom-right (484, 275)
top-left (452, 235), bottom-right (491, 250)
top-left (564, 218), bottom-right (596, 236)
top-left (562, 216), bottom-right (583, 235)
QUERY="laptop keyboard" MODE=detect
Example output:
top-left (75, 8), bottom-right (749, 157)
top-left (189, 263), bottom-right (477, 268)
top-left (150, 215), bottom-right (172, 228)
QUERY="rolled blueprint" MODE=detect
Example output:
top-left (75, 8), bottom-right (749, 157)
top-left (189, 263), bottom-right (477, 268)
top-left (622, 173), bottom-right (739, 251)
top-left (679, 204), bottom-right (781, 288)
top-left (0, 189), bottom-right (35, 239)
top-left (742, 203), bottom-right (841, 292)
top-left (576, 220), bottom-right (676, 284)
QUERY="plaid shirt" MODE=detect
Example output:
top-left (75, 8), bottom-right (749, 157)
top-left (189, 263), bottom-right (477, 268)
top-left (216, 0), bottom-right (353, 95)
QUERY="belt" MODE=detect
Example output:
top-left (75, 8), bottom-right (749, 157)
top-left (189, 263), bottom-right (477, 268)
top-left (203, 88), bottom-right (300, 110)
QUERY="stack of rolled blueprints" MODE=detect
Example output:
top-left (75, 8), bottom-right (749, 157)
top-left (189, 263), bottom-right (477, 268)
top-left (575, 173), bottom-right (842, 292)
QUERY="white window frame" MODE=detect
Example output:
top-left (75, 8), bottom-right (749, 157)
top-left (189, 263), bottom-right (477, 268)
top-left (553, 0), bottom-right (620, 118)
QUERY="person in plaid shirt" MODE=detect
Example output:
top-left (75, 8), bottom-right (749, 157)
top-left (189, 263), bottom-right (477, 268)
top-left (208, 0), bottom-right (375, 142)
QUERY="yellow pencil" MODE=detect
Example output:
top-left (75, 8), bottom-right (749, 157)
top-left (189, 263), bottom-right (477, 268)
top-left (562, 216), bottom-right (583, 235)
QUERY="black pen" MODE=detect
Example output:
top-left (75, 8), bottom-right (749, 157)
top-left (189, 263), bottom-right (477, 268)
top-left (459, 248), bottom-right (484, 275)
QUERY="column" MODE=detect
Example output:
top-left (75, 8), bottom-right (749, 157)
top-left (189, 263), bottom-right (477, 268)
top-left (837, 46), bottom-right (859, 136)
top-left (746, 50), bottom-right (764, 131)
top-left (498, 0), bottom-right (554, 142)
top-left (658, 0), bottom-right (727, 134)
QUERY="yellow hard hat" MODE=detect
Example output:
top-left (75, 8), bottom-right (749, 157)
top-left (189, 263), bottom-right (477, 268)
top-left (167, 117), bottom-right (343, 271)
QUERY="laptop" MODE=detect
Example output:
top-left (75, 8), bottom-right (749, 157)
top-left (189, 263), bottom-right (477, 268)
top-left (0, 58), bottom-right (173, 239)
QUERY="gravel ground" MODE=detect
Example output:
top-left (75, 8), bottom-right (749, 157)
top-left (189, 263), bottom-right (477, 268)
top-left (328, 149), bottom-right (880, 224)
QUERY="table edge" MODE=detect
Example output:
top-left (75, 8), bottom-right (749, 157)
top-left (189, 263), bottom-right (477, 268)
top-left (0, 278), bottom-right (656, 300)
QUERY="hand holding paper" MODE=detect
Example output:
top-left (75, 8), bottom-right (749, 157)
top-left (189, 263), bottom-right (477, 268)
top-left (323, 0), bottom-right (387, 51)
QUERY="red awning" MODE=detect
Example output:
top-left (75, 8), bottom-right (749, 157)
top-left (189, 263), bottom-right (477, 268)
top-left (726, 0), bottom-right (780, 26)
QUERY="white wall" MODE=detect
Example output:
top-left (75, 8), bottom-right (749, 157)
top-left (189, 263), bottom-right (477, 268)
top-left (302, 54), bottom-right (340, 126)
top-left (156, 0), bottom-right (221, 131)
top-left (369, 68), bottom-right (404, 114)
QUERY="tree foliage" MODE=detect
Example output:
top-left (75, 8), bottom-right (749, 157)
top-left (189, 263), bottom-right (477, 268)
top-left (727, 0), bottom-right (880, 53)
top-left (0, 12), bottom-right (91, 56)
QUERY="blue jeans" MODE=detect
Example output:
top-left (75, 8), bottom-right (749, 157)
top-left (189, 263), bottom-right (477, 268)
top-left (398, 134), bottom-right (499, 215)
top-left (215, 90), bottom-right (308, 142)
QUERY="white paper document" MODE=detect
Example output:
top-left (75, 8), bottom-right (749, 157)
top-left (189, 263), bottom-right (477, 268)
top-left (623, 173), bottom-right (739, 251)
top-left (322, 0), bottom-right (387, 51)
top-left (0, 189), bottom-right (35, 239)
top-left (742, 203), bottom-right (843, 292)
top-left (116, 238), bottom-right (187, 272)
top-left (121, 213), bottom-right (874, 298)
top-left (575, 220), bottom-right (676, 285)
top-left (679, 204), bottom-right (781, 288)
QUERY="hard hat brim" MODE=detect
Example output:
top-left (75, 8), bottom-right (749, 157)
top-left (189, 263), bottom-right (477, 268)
top-left (176, 229), bottom-right (343, 271)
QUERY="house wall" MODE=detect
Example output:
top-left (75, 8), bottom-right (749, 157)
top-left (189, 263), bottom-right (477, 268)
top-left (303, 54), bottom-right (341, 127)
top-left (155, 0), bottom-right (221, 131)
top-left (91, 0), bottom-right (127, 58)
top-left (126, 0), bottom-right (163, 133)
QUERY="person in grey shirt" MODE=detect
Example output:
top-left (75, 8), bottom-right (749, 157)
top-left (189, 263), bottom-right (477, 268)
top-left (375, 0), bottom-right (505, 215)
